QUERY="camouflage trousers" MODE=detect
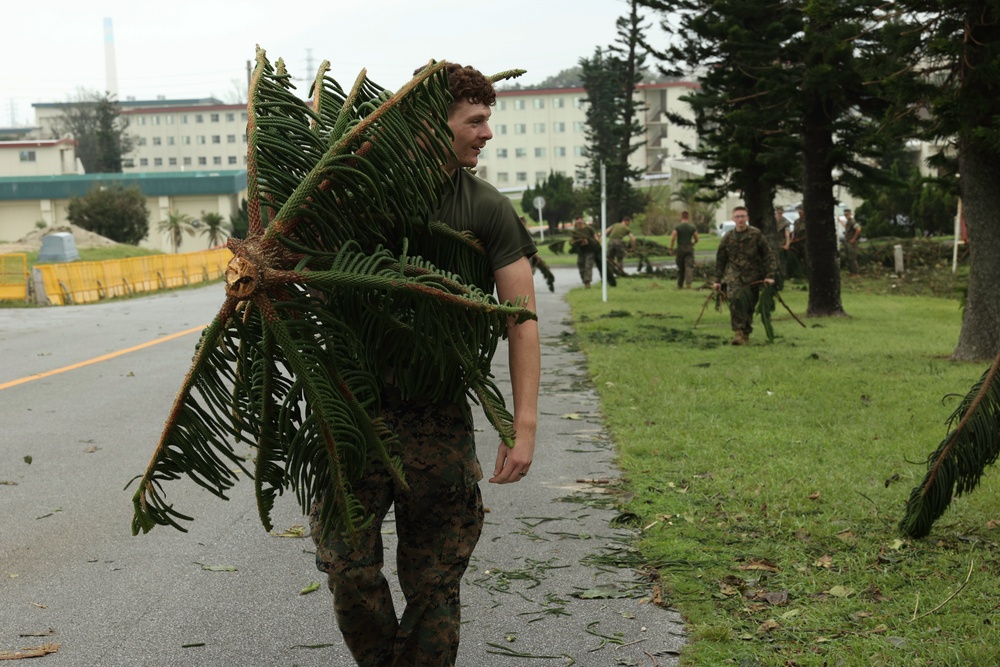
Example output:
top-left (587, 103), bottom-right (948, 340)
top-left (312, 391), bottom-right (485, 667)
top-left (842, 241), bottom-right (859, 274)
top-left (675, 248), bottom-right (695, 288)
top-left (576, 248), bottom-right (595, 286)
top-left (725, 281), bottom-right (760, 334)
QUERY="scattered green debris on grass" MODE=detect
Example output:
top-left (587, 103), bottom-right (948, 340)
top-left (567, 274), bottom-right (1000, 666)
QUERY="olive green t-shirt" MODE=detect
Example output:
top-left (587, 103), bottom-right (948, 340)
top-left (432, 169), bottom-right (537, 293)
top-left (674, 222), bottom-right (697, 251)
top-left (608, 222), bottom-right (633, 241)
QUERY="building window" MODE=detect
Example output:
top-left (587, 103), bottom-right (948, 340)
top-left (165, 115), bottom-right (174, 124)
top-left (497, 172), bottom-right (508, 183)
top-left (183, 136), bottom-right (191, 145)
top-left (196, 114), bottom-right (204, 123)
top-left (213, 156), bottom-right (222, 165)
top-left (515, 147), bottom-right (527, 158)
top-left (136, 137), bottom-right (147, 146)
top-left (19, 150), bottom-right (36, 162)
top-left (183, 157), bottom-right (192, 166)
top-left (139, 158), bottom-right (149, 166)
top-left (227, 134), bottom-right (236, 143)
top-left (152, 116), bottom-right (160, 125)
top-left (554, 146), bottom-right (567, 157)
top-left (122, 158), bottom-right (134, 168)
top-left (534, 147), bottom-right (545, 157)
top-left (226, 113), bottom-right (235, 122)
top-left (573, 121), bottom-right (586, 132)
top-left (138, 116), bottom-right (146, 125)
top-left (242, 134), bottom-right (248, 143)
top-left (496, 148), bottom-right (507, 158)
top-left (228, 156), bottom-right (238, 165)
top-left (514, 123), bottom-right (526, 134)
top-left (211, 113), bottom-right (220, 122)
top-left (181, 114), bottom-right (189, 124)
top-left (197, 136), bottom-right (206, 145)
top-left (554, 122), bottom-right (566, 133)
top-left (153, 137), bottom-right (162, 146)
top-left (534, 123), bottom-right (545, 133)
top-left (154, 158), bottom-right (163, 166)
top-left (241, 112), bottom-right (248, 121)
top-left (496, 124), bottom-right (507, 135)
top-left (516, 172), bottom-right (527, 182)
top-left (498, 100), bottom-right (506, 111)
top-left (198, 157), bottom-right (207, 165)
top-left (167, 136), bottom-right (175, 146)
top-left (514, 99), bottom-right (525, 110)
top-left (169, 157), bottom-right (177, 166)
top-left (575, 97), bottom-right (587, 109)
top-left (535, 171), bottom-right (546, 182)
top-left (533, 98), bottom-right (544, 109)
top-left (212, 135), bottom-right (221, 144)
top-left (575, 169), bottom-right (588, 180)
top-left (574, 146), bottom-right (587, 156)
top-left (553, 97), bottom-right (565, 108)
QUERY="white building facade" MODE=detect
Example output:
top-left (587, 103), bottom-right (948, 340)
top-left (476, 81), bottom-right (700, 193)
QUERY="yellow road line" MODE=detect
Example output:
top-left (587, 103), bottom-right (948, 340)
top-left (0, 325), bottom-right (206, 392)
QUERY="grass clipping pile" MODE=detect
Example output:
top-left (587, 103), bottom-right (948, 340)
top-left (129, 49), bottom-right (532, 544)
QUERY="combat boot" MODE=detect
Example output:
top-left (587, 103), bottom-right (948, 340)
top-left (731, 331), bottom-right (746, 346)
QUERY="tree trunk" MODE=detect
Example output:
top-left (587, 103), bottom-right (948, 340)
top-left (953, 143), bottom-right (1000, 360)
top-left (743, 171), bottom-right (776, 251)
top-left (802, 96), bottom-right (846, 317)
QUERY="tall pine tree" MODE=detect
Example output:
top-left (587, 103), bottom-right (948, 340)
top-left (580, 0), bottom-right (648, 225)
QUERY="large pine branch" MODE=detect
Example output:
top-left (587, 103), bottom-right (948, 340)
top-left (130, 49), bottom-right (532, 541)
top-left (899, 350), bottom-right (1000, 538)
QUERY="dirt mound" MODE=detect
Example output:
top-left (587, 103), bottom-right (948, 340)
top-left (15, 224), bottom-right (119, 250)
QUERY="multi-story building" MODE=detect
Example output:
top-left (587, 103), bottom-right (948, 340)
top-left (32, 98), bottom-right (249, 173)
top-left (477, 81), bottom-right (700, 193)
top-left (0, 82), bottom-right (702, 247)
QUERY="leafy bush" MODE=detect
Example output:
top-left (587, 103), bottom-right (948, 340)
top-left (67, 184), bottom-right (149, 245)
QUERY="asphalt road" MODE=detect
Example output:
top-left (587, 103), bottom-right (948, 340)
top-left (0, 267), bottom-right (685, 666)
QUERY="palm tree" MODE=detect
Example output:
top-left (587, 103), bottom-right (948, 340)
top-left (130, 51), bottom-right (532, 542)
top-left (157, 210), bottom-right (195, 253)
top-left (199, 211), bottom-right (230, 247)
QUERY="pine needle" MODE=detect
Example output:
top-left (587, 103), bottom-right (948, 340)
top-left (899, 349), bottom-right (1000, 538)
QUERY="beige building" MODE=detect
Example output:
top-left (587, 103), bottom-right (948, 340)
top-left (477, 81), bottom-right (700, 193)
top-left (0, 138), bottom-right (80, 178)
top-left (0, 83), bottom-right (701, 247)
top-left (32, 98), bottom-right (248, 173)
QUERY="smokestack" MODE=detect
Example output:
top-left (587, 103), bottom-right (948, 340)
top-left (104, 18), bottom-right (119, 99)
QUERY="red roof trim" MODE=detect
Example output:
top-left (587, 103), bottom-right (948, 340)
top-left (0, 138), bottom-right (77, 149)
top-left (121, 105), bottom-right (246, 115)
top-left (496, 81), bottom-right (698, 97)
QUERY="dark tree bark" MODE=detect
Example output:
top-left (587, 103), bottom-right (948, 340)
top-left (803, 96), bottom-right (846, 317)
top-left (954, 143), bottom-right (1000, 360)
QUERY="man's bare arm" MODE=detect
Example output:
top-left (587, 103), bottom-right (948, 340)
top-left (490, 256), bottom-right (540, 484)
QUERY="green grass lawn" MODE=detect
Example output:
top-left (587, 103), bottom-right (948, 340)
top-left (20, 245), bottom-right (163, 265)
top-left (565, 276), bottom-right (999, 666)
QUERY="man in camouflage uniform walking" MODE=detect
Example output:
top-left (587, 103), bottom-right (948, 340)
top-left (569, 216), bottom-right (598, 288)
top-left (841, 208), bottom-right (862, 275)
top-left (713, 206), bottom-right (777, 345)
top-left (669, 210), bottom-right (699, 289)
top-left (312, 62), bottom-right (540, 667)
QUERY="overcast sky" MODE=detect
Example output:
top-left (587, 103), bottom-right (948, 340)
top-left (3, 0), bottom-right (666, 127)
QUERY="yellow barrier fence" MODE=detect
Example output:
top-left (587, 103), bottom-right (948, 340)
top-left (32, 248), bottom-right (233, 306)
top-left (0, 253), bottom-right (29, 302)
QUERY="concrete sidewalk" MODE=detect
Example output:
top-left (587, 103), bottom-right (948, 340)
top-left (450, 265), bottom-right (687, 665)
